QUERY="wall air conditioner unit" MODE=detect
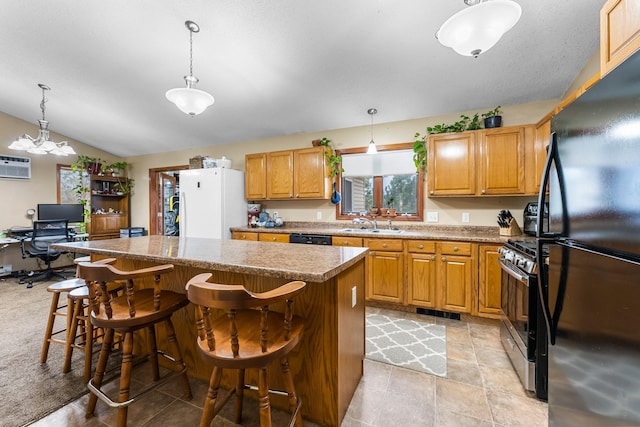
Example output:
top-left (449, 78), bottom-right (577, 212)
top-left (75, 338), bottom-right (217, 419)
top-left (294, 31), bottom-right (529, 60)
top-left (0, 154), bottom-right (31, 179)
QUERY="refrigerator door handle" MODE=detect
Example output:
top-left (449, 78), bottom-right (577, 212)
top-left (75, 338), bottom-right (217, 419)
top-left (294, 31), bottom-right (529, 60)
top-left (537, 132), bottom-right (567, 239)
top-left (179, 191), bottom-right (186, 237)
top-left (538, 240), bottom-right (570, 346)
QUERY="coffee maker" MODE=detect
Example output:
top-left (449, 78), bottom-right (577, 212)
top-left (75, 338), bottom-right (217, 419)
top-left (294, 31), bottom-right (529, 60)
top-left (523, 202), bottom-right (548, 236)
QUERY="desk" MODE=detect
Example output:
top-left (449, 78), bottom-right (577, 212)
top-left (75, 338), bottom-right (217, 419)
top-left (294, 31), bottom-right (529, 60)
top-left (53, 236), bottom-right (368, 427)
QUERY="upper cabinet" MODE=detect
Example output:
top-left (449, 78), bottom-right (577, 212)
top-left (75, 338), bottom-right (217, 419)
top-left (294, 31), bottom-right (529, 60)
top-left (601, 0), bottom-right (640, 76)
top-left (245, 146), bottom-right (330, 200)
top-left (427, 125), bottom-right (536, 197)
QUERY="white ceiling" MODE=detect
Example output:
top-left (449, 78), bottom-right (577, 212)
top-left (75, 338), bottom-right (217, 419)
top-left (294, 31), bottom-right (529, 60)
top-left (0, 0), bottom-right (606, 157)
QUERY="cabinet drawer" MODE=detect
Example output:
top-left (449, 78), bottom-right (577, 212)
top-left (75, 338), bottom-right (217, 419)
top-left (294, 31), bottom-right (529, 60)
top-left (333, 236), bottom-right (363, 247)
top-left (258, 233), bottom-right (290, 243)
top-left (439, 242), bottom-right (472, 256)
top-left (406, 240), bottom-right (436, 253)
top-left (232, 231), bottom-right (259, 241)
top-left (364, 238), bottom-right (403, 252)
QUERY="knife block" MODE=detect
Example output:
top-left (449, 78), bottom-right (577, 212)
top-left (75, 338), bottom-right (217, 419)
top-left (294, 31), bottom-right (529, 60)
top-left (499, 219), bottom-right (523, 236)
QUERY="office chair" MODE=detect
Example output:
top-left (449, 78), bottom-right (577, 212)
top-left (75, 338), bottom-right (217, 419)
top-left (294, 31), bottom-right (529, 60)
top-left (20, 219), bottom-right (71, 288)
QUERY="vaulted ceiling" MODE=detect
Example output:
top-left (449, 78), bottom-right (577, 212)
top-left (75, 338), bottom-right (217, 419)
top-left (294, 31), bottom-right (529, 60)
top-left (0, 1), bottom-right (606, 157)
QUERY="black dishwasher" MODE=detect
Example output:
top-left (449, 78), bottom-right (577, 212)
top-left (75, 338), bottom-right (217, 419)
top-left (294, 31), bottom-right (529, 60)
top-left (289, 233), bottom-right (332, 245)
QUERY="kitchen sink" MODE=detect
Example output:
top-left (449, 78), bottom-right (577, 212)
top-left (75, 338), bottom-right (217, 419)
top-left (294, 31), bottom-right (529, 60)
top-left (339, 228), bottom-right (404, 234)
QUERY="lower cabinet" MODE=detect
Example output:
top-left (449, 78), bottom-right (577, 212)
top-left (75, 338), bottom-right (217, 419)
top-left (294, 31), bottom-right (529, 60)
top-left (407, 240), bottom-right (474, 314)
top-left (231, 231), bottom-right (289, 243)
top-left (365, 238), bottom-right (404, 304)
top-left (476, 244), bottom-right (503, 318)
top-left (332, 236), bottom-right (363, 247)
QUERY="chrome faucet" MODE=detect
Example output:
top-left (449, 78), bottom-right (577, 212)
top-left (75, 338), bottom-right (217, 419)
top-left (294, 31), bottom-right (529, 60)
top-left (353, 217), bottom-right (377, 230)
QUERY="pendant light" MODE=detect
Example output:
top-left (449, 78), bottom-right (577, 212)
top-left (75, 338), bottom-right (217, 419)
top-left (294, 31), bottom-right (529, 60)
top-left (8, 84), bottom-right (76, 156)
top-left (367, 108), bottom-right (378, 154)
top-left (165, 20), bottom-right (214, 116)
top-left (437, 0), bottom-right (522, 58)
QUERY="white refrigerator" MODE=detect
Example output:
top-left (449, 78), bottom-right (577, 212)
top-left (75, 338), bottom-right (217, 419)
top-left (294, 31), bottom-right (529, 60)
top-left (179, 168), bottom-right (246, 239)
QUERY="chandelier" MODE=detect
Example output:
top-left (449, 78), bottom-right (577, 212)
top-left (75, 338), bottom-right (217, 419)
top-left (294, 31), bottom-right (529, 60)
top-left (437, 0), bottom-right (522, 58)
top-left (8, 84), bottom-right (76, 156)
top-left (166, 20), bottom-right (214, 116)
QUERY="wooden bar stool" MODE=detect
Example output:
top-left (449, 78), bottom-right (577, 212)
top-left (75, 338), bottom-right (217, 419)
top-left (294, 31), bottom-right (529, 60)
top-left (77, 262), bottom-right (192, 427)
top-left (63, 280), bottom-right (124, 381)
top-left (185, 273), bottom-right (306, 427)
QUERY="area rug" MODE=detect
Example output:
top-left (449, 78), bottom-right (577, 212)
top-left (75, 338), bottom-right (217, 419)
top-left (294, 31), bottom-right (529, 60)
top-left (366, 313), bottom-right (447, 377)
top-left (0, 277), bottom-right (89, 427)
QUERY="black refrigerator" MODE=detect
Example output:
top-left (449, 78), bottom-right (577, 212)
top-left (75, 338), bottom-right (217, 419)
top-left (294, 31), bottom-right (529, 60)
top-left (537, 48), bottom-right (640, 427)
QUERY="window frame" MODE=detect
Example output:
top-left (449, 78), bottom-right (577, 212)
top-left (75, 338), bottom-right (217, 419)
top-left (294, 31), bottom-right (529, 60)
top-left (334, 142), bottom-right (424, 221)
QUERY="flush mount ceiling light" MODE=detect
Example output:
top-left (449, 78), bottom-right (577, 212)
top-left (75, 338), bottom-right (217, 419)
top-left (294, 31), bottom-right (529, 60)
top-left (436, 0), bottom-right (522, 58)
top-left (166, 20), bottom-right (214, 116)
top-left (8, 84), bottom-right (76, 156)
top-left (367, 108), bottom-right (378, 154)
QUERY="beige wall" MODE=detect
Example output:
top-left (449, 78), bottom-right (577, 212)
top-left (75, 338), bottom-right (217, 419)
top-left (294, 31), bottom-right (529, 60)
top-left (124, 99), bottom-right (559, 230)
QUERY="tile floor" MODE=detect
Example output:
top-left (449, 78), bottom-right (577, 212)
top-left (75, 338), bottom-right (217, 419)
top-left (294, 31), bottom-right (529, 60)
top-left (30, 307), bottom-right (548, 426)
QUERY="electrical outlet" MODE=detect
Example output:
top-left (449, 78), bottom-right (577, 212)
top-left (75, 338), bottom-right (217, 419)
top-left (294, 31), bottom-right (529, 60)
top-left (462, 212), bottom-right (470, 223)
top-left (273, 211), bottom-right (278, 219)
top-left (427, 211), bottom-right (439, 222)
top-left (352, 286), bottom-right (357, 308)
top-left (316, 211), bottom-right (322, 220)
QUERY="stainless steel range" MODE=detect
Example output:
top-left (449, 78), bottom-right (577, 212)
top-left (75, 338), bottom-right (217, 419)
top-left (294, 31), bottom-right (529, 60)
top-left (498, 239), bottom-right (547, 400)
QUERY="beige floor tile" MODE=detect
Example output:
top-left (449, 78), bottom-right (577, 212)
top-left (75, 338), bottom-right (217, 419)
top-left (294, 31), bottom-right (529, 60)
top-left (29, 401), bottom-right (107, 427)
top-left (471, 333), bottom-right (504, 352)
top-left (375, 391), bottom-right (436, 427)
top-left (479, 365), bottom-right (529, 397)
top-left (387, 365), bottom-right (436, 399)
top-left (360, 359), bottom-right (392, 391)
top-left (487, 390), bottom-right (548, 427)
top-left (445, 325), bottom-right (473, 346)
top-left (447, 341), bottom-right (478, 364)
top-left (475, 346), bottom-right (513, 370)
top-left (344, 382), bottom-right (387, 425)
top-left (436, 406), bottom-right (495, 427)
top-left (435, 377), bottom-right (492, 422)
top-left (445, 358), bottom-right (483, 387)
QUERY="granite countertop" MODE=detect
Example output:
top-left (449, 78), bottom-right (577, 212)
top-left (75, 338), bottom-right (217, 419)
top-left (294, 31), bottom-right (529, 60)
top-left (52, 235), bottom-right (368, 282)
top-left (232, 222), bottom-right (526, 244)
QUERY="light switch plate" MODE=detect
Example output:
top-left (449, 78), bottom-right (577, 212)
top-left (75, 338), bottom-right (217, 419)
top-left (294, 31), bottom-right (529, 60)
top-left (462, 212), bottom-right (470, 223)
top-left (427, 212), bottom-right (439, 222)
top-left (316, 211), bottom-right (322, 220)
top-left (351, 286), bottom-right (357, 307)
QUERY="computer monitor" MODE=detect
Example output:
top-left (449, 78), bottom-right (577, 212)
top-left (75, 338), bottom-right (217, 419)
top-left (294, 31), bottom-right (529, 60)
top-left (37, 203), bottom-right (84, 224)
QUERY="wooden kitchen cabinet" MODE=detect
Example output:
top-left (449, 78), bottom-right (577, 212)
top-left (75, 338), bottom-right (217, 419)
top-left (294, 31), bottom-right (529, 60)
top-left (332, 236), bottom-right (363, 247)
top-left (87, 175), bottom-right (130, 240)
top-left (528, 119), bottom-right (550, 195)
top-left (476, 244), bottom-right (503, 319)
top-left (245, 153), bottom-right (267, 200)
top-left (427, 131), bottom-right (476, 196)
top-left (407, 240), bottom-right (437, 308)
top-left (258, 233), bottom-right (290, 243)
top-left (438, 242), bottom-right (473, 313)
top-left (478, 127), bottom-right (527, 195)
top-left (246, 146), bottom-right (330, 200)
top-left (365, 238), bottom-right (404, 304)
top-left (428, 125), bottom-right (535, 197)
top-left (231, 231), bottom-right (259, 241)
top-left (601, 0), bottom-right (640, 76)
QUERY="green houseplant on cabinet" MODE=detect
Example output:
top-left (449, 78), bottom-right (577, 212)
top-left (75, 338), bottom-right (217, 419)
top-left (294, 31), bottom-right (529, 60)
top-left (482, 106), bottom-right (503, 128)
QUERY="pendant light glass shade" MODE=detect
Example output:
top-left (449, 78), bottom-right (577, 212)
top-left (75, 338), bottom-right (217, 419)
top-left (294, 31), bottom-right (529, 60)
top-left (367, 108), bottom-right (378, 154)
top-left (8, 84), bottom-right (76, 156)
top-left (166, 21), bottom-right (214, 116)
top-left (437, 0), bottom-right (522, 58)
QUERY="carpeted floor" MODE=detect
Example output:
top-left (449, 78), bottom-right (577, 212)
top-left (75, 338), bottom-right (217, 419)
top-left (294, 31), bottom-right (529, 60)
top-left (365, 312), bottom-right (447, 377)
top-left (0, 277), bottom-right (90, 427)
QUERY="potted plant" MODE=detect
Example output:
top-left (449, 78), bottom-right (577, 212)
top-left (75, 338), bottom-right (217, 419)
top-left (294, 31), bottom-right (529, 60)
top-left (413, 132), bottom-right (428, 174)
top-left (71, 155), bottom-right (104, 175)
top-left (101, 161), bottom-right (128, 176)
top-left (114, 177), bottom-right (135, 196)
top-left (386, 196), bottom-right (396, 216)
top-left (482, 106), bottom-right (503, 128)
top-left (312, 137), bottom-right (332, 147)
top-left (370, 206), bottom-right (379, 216)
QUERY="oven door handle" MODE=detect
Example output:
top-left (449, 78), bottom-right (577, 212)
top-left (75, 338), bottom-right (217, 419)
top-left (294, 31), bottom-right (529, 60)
top-left (498, 258), bottom-right (529, 285)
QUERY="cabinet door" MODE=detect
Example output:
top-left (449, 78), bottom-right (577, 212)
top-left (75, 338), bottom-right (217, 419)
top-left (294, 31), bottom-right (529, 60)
top-left (366, 251), bottom-right (404, 303)
top-left (427, 132), bottom-right (476, 196)
top-left (407, 252), bottom-right (437, 308)
top-left (601, 0), bottom-right (640, 76)
top-left (332, 236), bottom-right (363, 247)
top-left (477, 245), bottom-right (503, 318)
top-left (267, 151), bottom-right (294, 199)
top-left (90, 214), bottom-right (127, 238)
top-left (294, 147), bottom-right (329, 199)
top-left (478, 127), bottom-right (526, 195)
top-left (439, 254), bottom-right (472, 313)
top-left (531, 120), bottom-right (550, 195)
top-left (245, 153), bottom-right (267, 200)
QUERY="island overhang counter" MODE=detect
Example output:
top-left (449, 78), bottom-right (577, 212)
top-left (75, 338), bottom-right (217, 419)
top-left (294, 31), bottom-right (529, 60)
top-left (53, 235), bottom-right (368, 427)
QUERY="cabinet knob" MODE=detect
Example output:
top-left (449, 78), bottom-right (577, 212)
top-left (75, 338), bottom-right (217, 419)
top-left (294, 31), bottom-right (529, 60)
top-left (453, 246), bottom-right (459, 252)
top-left (431, 255), bottom-right (436, 261)
top-left (343, 241), bottom-right (349, 245)
top-left (382, 243), bottom-right (387, 248)
top-left (441, 256), bottom-right (446, 262)
top-left (430, 190), bottom-right (434, 195)
top-left (272, 237), bottom-right (277, 241)
top-left (418, 244), bottom-right (424, 249)
top-left (481, 189), bottom-right (486, 194)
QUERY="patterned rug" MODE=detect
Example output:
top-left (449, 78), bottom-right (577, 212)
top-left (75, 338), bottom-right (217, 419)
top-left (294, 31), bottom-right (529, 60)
top-left (366, 313), bottom-right (447, 377)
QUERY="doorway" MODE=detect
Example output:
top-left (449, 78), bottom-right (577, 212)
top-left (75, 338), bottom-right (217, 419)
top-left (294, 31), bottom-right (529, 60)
top-left (148, 165), bottom-right (189, 235)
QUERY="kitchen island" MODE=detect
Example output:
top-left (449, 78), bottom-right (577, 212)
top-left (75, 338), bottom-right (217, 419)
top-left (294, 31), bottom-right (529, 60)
top-left (53, 235), bottom-right (368, 427)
